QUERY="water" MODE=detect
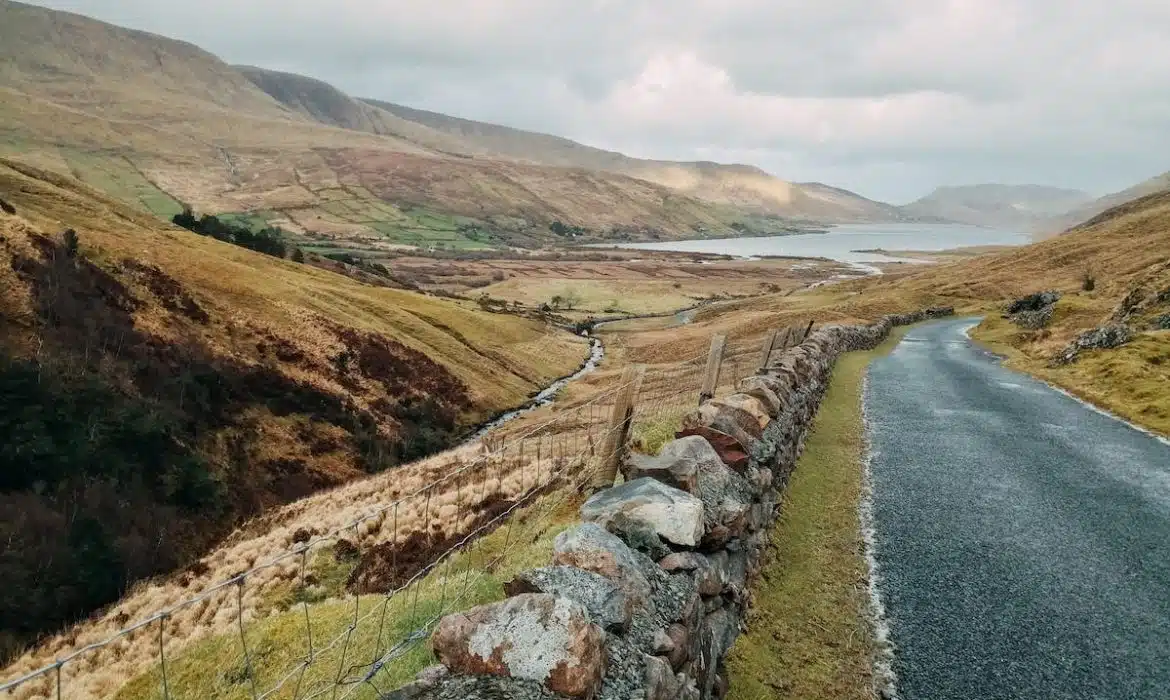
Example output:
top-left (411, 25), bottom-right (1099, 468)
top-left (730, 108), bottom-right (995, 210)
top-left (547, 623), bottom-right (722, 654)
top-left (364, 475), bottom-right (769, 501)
top-left (465, 337), bottom-right (605, 441)
top-left (608, 223), bottom-right (1031, 265)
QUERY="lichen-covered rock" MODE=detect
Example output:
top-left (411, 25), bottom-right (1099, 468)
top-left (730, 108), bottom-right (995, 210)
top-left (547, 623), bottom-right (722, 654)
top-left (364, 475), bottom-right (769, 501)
top-left (1052, 324), bottom-right (1135, 365)
top-left (683, 402), bottom-right (765, 443)
top-left (581, 478), bottom-right (705, 547)
top-left (553, 524), bottom-right (652, 604)
top-left (506, 566), bottom-right (634, 633)
top-left (643, 654), bottom-right (697, 700)
top-left (431, 594), bottom-right (606, 698)
top-left (1156, 314), bottom-right (1170, 330)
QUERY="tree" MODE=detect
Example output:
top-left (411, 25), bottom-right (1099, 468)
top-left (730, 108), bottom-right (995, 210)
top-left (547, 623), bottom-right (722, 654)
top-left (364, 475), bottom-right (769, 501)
top-left (291, 248), bottom-right (306, 264)
top-left (560, 287), bottom-right (582, 311)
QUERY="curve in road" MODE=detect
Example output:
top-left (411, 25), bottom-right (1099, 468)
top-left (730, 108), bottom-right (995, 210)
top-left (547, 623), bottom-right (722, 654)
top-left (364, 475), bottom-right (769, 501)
top-left (865, 317), bottom-right (1170, 700)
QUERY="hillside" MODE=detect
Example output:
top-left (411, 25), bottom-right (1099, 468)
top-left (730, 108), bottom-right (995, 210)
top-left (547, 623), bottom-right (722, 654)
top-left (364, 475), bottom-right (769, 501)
top-left (0, 158), bottom-right (588, 656)
top-left (368, 97), bottom-right (909, 223)
top-left (901, 184), bottom-right (1092, 229)
top-left (1038, 171), bottom-right (1170, 235)
top-left (0, 0), bottom-right (914, 256)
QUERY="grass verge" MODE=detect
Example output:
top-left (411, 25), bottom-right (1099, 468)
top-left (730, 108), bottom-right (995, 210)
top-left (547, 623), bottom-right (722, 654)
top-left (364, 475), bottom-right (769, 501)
top-left (725, 326), bottom-right (911, 700)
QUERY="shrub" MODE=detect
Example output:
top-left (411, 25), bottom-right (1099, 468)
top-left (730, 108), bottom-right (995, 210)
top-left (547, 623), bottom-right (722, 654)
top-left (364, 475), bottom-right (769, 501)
top-left (1081, 268), bottom-right (1097, 292)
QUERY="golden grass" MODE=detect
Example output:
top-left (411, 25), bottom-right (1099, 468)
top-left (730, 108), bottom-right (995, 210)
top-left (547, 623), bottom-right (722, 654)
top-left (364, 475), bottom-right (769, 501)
top-left (0, 159), bottom-right (586, 415)
top-left (725, 327), bottom-right (910, 700)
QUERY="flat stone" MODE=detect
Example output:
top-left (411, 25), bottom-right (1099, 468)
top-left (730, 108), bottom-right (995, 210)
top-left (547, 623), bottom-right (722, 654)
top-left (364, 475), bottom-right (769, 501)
top-left (643, 654), bottom-right (686, 700)
top-left (505, 566), bottom-right (633, 633)
top-left (658, 551), bottom-right (703, 572)
top-left (431, 594), bottom-right (606, 698)
top-left (581, 478), bottom-right (705, 547)
top-left (553, 524), bottom-right (652, 603)
top-left (665, 624), bottom-right (691, 670)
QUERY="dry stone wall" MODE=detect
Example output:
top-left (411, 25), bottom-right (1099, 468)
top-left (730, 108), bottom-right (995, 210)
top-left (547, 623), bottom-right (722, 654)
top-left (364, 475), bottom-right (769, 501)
top-left (387, 307), bottom-right (954, 700)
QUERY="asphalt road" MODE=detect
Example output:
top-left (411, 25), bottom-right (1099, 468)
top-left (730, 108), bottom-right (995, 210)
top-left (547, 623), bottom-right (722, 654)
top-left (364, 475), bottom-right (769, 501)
top-left (865, 318), bottom-right (1170, 700)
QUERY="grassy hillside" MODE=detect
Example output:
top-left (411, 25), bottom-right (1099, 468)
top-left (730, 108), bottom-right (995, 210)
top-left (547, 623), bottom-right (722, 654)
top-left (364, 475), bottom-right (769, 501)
top-left (0, 0), bottom-right (885, 251)
top-left (0, 158), bottom-right (586, 657)
top-left (1038, 171), bottom-right (1170, 235)
top-left (368, 98), bottom-right (910, 223)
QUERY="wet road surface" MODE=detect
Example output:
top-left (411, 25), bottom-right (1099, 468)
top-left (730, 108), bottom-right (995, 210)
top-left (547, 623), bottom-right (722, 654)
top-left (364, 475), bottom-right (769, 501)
top-left (865, 318), bottom-right (1170, 699)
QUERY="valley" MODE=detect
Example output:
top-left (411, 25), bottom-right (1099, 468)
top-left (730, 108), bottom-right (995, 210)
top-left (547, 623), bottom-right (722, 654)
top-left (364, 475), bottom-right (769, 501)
top-left (1, 1), bottom-right (1169, 699)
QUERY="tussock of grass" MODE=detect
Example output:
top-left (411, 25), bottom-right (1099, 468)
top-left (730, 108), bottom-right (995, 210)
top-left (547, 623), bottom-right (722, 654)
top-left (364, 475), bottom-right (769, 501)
top-left (631, 407), bottom-right (690, 455)
top-left (726, 328), bottom-right (910, 700)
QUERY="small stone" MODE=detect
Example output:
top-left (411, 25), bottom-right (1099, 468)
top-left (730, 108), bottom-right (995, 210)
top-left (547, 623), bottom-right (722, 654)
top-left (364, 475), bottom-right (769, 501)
top-left (605, 512), bottom-right (672, 561)
top-left (644, 654), bottom-right (684, 700)
top-left (431, 594), bottom-right (606, 698)
top-left (658, 552), bottom-right (703, 572)
top-left (581, 478), bottom-right (705, 547)
top-left (652, 630), bottom-right (676, 655)
top-left (553, 524), bottom-right (652, 603)
top-left (415, 665), bottom-right (450, 686)
top-left (665, 624), bottom-right (691, 670)
top-left (505, 566), bottom-right (634, 633)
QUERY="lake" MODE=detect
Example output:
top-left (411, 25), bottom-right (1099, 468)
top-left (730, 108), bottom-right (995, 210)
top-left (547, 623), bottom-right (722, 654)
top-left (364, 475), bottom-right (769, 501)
top-left (608, 223), bottom-right (1031, 266)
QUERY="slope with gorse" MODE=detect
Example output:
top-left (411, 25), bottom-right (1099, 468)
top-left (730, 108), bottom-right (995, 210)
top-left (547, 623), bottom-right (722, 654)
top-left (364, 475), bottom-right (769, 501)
top-left (0, 158), bottom-right (586, 658)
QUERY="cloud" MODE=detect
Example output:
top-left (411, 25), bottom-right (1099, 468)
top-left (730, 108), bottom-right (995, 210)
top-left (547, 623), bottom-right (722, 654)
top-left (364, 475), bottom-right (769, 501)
top-left (30, 0), bottom-right (1170, 201)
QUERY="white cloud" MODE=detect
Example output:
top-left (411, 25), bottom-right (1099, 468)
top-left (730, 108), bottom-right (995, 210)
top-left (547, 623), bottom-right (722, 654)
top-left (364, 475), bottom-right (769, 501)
top-left (28, 0), bottom-right (1170, 201)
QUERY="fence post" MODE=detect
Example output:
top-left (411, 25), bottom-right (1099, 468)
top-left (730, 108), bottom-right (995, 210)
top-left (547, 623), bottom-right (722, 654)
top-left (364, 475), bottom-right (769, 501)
top-left (801, 320), bottom-right (815, 342)
top-left (756, 329), bottom-right (781, 374)
top-left (699, 335), bottom-right (727, 404)
top-left (592, 364), bottom-right (645, 492)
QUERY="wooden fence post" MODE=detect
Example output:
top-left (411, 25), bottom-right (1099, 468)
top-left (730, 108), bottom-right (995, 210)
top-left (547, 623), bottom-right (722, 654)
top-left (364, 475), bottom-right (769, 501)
top-left (593, 365), bottom-right (645, 492)
top-left (756, 329), bottom-right (781, 374)
top-left (801, 320), bottom-right (815, 342)
top-left (699, 334), bottom-right (727, 405)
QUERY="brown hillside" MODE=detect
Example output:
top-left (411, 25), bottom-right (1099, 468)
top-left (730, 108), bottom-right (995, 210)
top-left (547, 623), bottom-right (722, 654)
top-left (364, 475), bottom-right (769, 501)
top-left (0, 158), bottom-right (586, 655)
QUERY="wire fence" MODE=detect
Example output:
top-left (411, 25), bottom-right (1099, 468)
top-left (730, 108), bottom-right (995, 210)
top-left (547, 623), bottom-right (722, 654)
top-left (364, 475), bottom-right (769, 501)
top-left (1, 328), bottom-right (790, 700)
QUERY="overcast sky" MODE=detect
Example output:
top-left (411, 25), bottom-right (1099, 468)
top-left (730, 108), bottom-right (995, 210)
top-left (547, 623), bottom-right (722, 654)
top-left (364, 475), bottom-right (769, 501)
top-left (30, 0), bottom-right (1170, 202)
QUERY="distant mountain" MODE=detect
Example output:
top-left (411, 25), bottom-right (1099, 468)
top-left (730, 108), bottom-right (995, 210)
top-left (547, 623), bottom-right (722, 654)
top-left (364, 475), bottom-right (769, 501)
top-left (368, 98), bottom-right (910, 223)
top-left (901, 184), bottom-right (1093, 229)
top-left (1038, 171), bottom-right (1170, 235)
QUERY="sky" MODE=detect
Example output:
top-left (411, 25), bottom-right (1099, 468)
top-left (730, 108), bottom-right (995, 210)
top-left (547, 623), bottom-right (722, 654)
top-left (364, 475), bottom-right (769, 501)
top-left (29, 0), bottom-right (1170, 203)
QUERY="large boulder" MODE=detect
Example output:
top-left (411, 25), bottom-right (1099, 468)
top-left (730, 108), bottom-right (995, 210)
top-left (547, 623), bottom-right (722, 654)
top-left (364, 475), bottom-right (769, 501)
top-left (681, 403), bottom-right (763, 447)
top-left (431, 594), bottom-right (606, 698)
top-left (581, 478), bottom-right (705, 547)
top-left (553, 524), bottom-right (652, 603)
top-left (505, 566), bottom-right (634, 633)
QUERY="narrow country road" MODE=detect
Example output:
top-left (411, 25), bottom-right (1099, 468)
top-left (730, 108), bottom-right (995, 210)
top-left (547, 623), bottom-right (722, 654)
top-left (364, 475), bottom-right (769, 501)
top-left (865, 318), bottom-right (1170, 700)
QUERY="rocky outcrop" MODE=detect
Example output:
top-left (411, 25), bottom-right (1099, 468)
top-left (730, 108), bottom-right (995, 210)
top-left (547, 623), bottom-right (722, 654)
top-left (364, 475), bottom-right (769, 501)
top-left (402, 306), bottom-right (953, 699)
top-left (1052, 324), bottom-right (1136, 365)
top-left (1007, 291), bottom-right (1061, 329)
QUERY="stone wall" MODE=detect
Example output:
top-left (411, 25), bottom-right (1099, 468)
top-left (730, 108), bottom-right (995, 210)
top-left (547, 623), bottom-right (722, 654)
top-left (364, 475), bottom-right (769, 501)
top-left (388, 307), bottom-right (954, 700)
